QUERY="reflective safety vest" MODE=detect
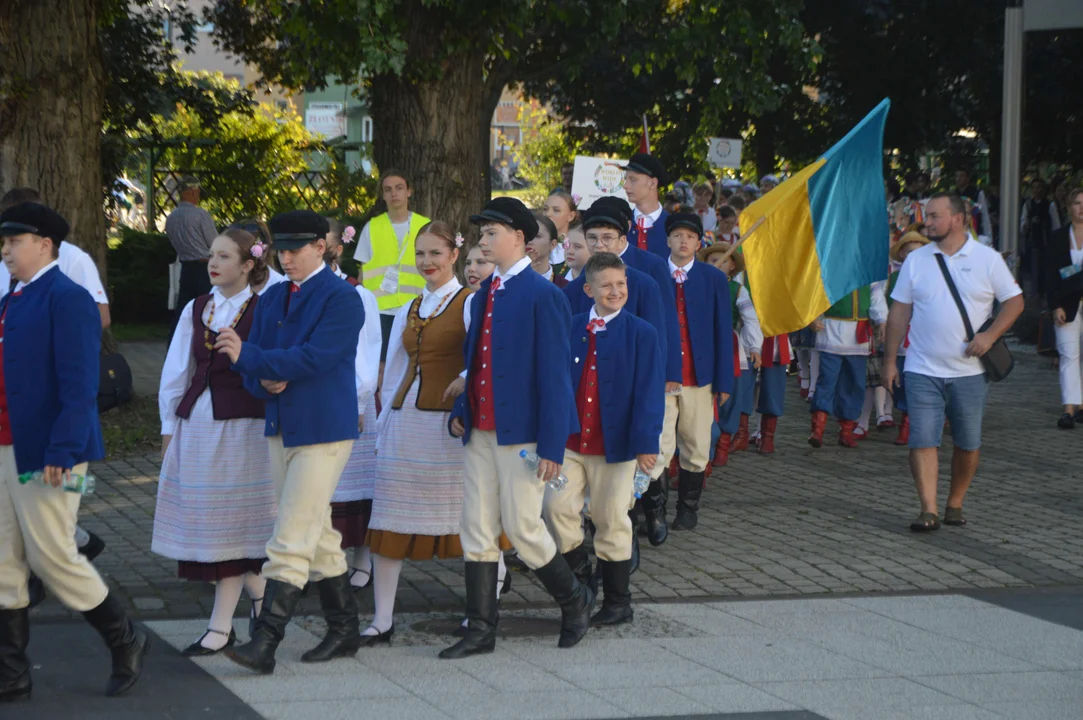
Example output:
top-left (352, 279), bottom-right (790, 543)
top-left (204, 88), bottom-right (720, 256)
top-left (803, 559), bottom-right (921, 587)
top-left (361, 212), bottom-right (429, 310)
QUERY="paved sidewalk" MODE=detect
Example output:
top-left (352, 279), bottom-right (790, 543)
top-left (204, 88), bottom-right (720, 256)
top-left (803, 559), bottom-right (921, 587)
top-left (35, 344), bottom-right (1081, 621)
top-left (12, 589), bottom-right (1082, 720)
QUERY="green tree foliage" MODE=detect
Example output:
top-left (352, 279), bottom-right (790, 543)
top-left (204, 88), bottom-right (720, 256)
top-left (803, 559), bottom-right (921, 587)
top-left (503, 106), bottom-right (583, 208)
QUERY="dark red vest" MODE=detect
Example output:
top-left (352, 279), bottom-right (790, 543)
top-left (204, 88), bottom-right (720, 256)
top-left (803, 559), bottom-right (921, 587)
top-left (175, 293), bottom-right (265, 420)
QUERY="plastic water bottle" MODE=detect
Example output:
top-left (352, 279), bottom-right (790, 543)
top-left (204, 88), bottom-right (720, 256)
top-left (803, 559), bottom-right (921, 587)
top-left (518, 450), bottom-right (567, 491)
top-left (18, 470), bottom-right (96, 495)
top-left (632, 468), bottom-right (650, 499)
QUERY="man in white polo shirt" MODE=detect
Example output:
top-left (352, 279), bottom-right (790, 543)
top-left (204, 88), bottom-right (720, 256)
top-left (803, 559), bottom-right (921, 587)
top-left (883, 193), bottom-right (1023, 532)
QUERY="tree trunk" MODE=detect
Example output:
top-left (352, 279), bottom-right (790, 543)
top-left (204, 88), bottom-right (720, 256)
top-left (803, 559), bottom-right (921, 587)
top-left (369, 50), bottom-right (493, 234)
top-left (0, 0), bottom-right (106, 277)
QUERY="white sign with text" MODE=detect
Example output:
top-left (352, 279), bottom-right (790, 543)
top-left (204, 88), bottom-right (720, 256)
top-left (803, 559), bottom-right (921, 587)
top-left (707, 137), bottom-right (743, 169)
top-left (570, 156), bottom-right (629, 210)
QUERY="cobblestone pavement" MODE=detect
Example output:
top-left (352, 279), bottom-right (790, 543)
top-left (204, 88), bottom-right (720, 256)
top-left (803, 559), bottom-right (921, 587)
top-left (33, 343), bottom-right (1083, 620)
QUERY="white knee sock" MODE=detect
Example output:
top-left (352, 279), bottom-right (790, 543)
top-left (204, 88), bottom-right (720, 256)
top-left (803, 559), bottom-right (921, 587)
top-left (350, 546), bottom-right (372, 588)
top-left (242, 572), bottom-right (266, 617)
top-left (363, 554), bottom-right (401, 635)
top-left (857, 388), bottom-right (875, 432)
top-left (875, 386), bottom-right (892, 421)
top-left (199, 575), bottom-right (245, 650)
top-left (809, 350), bottom-right (821, 393)
top-left (74, 525), bottom-right (90, 548)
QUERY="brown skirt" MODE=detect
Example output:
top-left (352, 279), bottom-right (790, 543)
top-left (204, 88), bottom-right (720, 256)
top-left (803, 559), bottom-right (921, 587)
top-left (332, 499), bottom-right (372, 549)
top-left (365, 530), bottom-right (514, 561)
top-left (177, 558), bottom-right (264, 582)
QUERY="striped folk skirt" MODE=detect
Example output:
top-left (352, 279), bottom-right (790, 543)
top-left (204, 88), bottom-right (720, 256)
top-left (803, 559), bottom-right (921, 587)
top-left (331, 397), bottom-right (379, 548)
top-left (367, 380), bottom-right (465, 561)
top-left (152, 413), bottom-right (277, 579)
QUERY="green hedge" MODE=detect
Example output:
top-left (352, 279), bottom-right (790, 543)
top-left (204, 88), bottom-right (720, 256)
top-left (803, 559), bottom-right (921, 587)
top-left (107, 227), bottom-right (175, 324)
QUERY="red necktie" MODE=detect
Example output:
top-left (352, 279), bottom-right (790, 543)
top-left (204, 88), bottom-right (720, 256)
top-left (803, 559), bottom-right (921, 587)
top-left (587, 317), bottom-right (605, 334)
top-left (286, 282), bottom-right (300, 311)
top-left (636, 217), bottom-right (648, 250)
top-left (489, 276), bottom-right (502, 297)
top-left (290, 283), bottom-right (300, 293)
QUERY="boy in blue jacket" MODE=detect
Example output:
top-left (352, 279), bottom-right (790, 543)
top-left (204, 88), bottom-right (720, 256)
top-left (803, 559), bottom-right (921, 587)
top-left (215, 210), bottom-right (365, 673)
top-left (542, 252), bottom-right (664, 626)
top-left (0, 203), bottom-right (147, 700)
top-left (581, 198), bottom-right (682, 546)
top-left (660, 213), bottom-right (735, 531)
top-left (442, 197), bottom-right (589, 658)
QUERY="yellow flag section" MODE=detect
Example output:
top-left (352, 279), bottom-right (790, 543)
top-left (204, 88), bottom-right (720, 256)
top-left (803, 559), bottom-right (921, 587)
top-left (739, 99), bottom-right (891, 337)
top-left (739, 158), bottom-right (828, 337)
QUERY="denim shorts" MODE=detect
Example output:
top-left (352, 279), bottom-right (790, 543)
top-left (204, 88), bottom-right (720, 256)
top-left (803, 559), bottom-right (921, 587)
top-left (904, 371), bottom-right (990, 451)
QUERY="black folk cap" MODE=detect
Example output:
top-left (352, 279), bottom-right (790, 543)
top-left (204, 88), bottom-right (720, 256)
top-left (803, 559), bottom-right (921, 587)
top-left (267, 210), bottom-right (331, 250)
top-left (625, 153), bottom-right (669, 185)
top-left (469, 197), bottom-right (539, 241)
top-left (587, 197), bottom-right (634, 232)
top-left (0, 202), bottom-right (70, 244)
top-left (664, 211), bottom-right (703, 237)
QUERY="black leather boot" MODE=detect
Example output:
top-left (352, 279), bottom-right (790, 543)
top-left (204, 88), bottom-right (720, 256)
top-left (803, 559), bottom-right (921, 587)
top-left (301, 573), bottom-right (362, 663)
top-left (225, 579), bottom-right (301, 674)
top-left (440, 562), bottom-right (499, 659)
top-left (82, 593), bottom-right (149, 697)
top-left (533, 554), bottom-right (595, 649)
top-left (590, 559), bottom-right (633, 627)
top-left (0, 608), bottom-right (31, 703)
top-left (562, 544), bottom-right (596, 594)
top-left (641, 479), bottom-right (669, 546)
top-left (671, 470), bottom-right (704, 531)
top-left (629, 513), bottom-right (641, 575)
top-left (27, 576), bottom-right (45, 610)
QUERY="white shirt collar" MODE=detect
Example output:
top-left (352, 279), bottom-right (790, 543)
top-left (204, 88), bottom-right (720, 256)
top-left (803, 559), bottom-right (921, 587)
top-left (540, 265), bottom-right (554, 282)
top-left (423, 276), bottom-right (462, 300)
top-left (617, 242), bottom-right (630, 258)
top-left (211, 284), bottom-right (253, 309)
top-left (668, 257), bottom-right (695, 275)
top-left (13, 260), bottom-right (59, 293)
top-left (493, 256), bottom-right (532, 284)
top-left (332, 266), bottom-right (347, 280)
top-left (588, 306), bottom-right (621, 328)
top-left (290, 264), bottom-right (325, 286)
top-left (935, 236), bottom-right (975, 259)
top-left (634, 204), bottom-right (663, 225)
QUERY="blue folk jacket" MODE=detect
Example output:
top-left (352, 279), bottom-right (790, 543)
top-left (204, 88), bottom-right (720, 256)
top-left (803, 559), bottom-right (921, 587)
top-left (672, 261), bottom-right (736, 394)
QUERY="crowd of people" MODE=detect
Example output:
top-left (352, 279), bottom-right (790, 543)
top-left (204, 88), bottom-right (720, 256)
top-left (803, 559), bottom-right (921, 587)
top-left (1, 153), bottom-right (1073, 702)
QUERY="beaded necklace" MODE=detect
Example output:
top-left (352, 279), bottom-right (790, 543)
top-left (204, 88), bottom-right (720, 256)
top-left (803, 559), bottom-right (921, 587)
top-left (203, 294), bottom-right (254, 351)
top-left (408, 287), bottom-right (456, 339)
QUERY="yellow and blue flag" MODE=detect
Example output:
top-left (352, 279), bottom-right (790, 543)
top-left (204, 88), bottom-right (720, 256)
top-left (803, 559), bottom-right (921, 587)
top-left (739, 99), bottom-right (891, 337)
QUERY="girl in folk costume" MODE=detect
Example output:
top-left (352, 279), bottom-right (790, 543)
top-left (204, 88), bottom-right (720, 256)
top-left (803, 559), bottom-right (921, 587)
top-left (527, 212), bottom-right (569, 287)
top-left (543, 190), bottom-right (580, 276)
top-left (153, 229), bottom-right (277, 656)
top-left (323, 220), bottom-right (383, 589)
top-left (562, 223), bottom-right (590, 283)
top-left (698, 244), bottom-right (762, 467)
top-left (884, 231), bottom-right (928, 445)
top-left (360, 222), bottom-right (509, 645)
top-left (233, 218), bottom-right (288, 293)
top-left (464, 243), bottom-right (496, 291)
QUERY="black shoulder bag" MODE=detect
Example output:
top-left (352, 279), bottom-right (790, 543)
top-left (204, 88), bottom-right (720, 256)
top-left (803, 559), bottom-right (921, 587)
top-left (934, 253), bottom-right (1014, 382)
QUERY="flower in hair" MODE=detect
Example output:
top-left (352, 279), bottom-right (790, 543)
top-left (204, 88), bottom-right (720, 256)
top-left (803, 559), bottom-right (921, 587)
top-left (342, 226), bottom-right (356, 244)
top-left (571, 193), bottom-right (582, 207)
top-left (454, 233), bottom-right (465, 248)
top-left (250, 241), bottom-right (266, 258)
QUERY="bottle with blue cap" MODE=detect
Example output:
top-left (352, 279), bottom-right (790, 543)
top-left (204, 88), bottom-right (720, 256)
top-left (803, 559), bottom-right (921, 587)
top-left (518, 449), bottom-right (567, 491)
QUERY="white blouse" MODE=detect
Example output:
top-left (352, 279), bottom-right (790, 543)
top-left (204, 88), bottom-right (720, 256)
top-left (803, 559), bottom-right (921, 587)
top-left (333, 267), bottom-right (381, 412)
top-left (159, 285), bottom-right (255, 435)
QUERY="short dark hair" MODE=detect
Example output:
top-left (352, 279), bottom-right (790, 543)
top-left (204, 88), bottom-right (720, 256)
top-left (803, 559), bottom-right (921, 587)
top-left (532, 211), bottom-right (559, 244)
top-left (727, 195), bottom-right (747, 211)
top-left (0, 187), bottom-right (42, 211)
top-left (379, 168), bottom-right (411, 189)
top-left (716, 205), bottom-right (737, 220)
top-left (583, 251), bottom-right (625, 284)
top-left (930, 192), bottom-right (967, 217)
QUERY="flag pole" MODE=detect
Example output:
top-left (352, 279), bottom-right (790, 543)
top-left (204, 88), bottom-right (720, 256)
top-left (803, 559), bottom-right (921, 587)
top-left (717, 216), bottom-right (766, 262)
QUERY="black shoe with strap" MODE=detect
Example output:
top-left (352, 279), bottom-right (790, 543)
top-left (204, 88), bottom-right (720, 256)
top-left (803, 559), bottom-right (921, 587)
top-left (0, 608), bottom-right (32, 703)
top-left (78, 530), bottom-right (106, 562)
top-left (1058, 413), bottom-right (1076, 430)
top-left (590, 559), bottom-right (633, 627)
top-left (182, 628), bottom-right (236, 657)
top-left (301, 573), bottom-right (362, 663)
top-left (532, 553), bottom-right (595, 649)
top-left (440, 562), bottom-right (499, 659)
top-left (82, 593), bottom-right (150, 697)
top-left (358, 625), bottom-right (394, 647)
top-left (225, 579), bottom-right (302, 674)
